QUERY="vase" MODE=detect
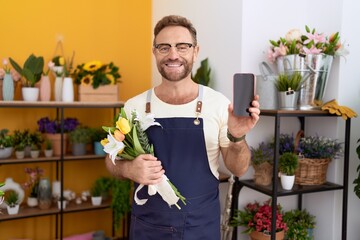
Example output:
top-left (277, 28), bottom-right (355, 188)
top-left (22, 87), bottom-right (39, 101)
top-left (44, 149), bottom-right (53, 157)
top-left (27, 197), bottom-right (38, 207)
top-left (2, 73), bottom-right (14, 101)
top-left (58, 200), bottom-right (67, 210)
top-left (249, 230), bottom-right (285, 240)
top-left (52, 181), bottom-right (61, 199)
top-left (39, 75), bottom-right (51, 101)
top-left (0, 178), bottom-right (25, 209)
top-left (276, 54), bottom-right (333, 109)
top-left (54, 76), bottom-right (63, 101)
top-left (62, 77), bottom-right (74, 102)
top-left (45, 133), bottom-right (68, 156)
top-left (38, 178), bottom-right (52, 209)
top-left (72, 143), bottom-right (86, 156)
top-left (94, 141), bottom-right (106, 156)
top-left (280, 173), bottom-right (295, 190)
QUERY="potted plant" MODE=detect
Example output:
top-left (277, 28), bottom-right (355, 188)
top-left (110, 178), bottom-right (131, 232)
top-left (5, 190), bottom-right (20, 215)
top-left (69, 126), bottom-right (92, 156)
top-left (0, 128), bottom-right (13, 159)
top-left (14, 142), bottom-right (26, 159)
top-left (296, 133), bottom-right (342, 185)
top-left (230, 199), bottom-right (287, 239)
top-left (278, 152), bottom-right (299, 190)
top-left (37, 117), bottom-right (80, 156)
top-left (29, 131), bottom-right (43, 158)
top-left (191, 58), bottom-right (211, 86)
top-left (275, 72), bottom-right (302, 109)
top-left (21, 167), bottom-right (44, 207)
top-left (283, 209), bottom-right (316, 240)
top-left (43, 139), bottom-right (53, 157)
top-left (9, 54), bottom-right (44, 101)
top-left (13, 129), bottom-right (32, 157)
top-left (0, 182), bottom-right (5, 209)
top-left (90, 178), bottom-right (105, 206)
top-left (90, 127), bottom-right (108, 156)
top-left (250, 141), bottom-right (274, 186)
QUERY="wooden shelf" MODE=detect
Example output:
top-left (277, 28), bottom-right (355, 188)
top-left (0, 154), bottom-right (106, 165)
top-left (0, 100), bottom-right (125, 108)
top-left (0, 199), bottom-right (111, 221)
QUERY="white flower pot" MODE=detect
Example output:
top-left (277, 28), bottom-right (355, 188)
top-left (22, 87), bottom-right (39, 102)
top-left (27, 197), bottom-right (38, 207)
top-left (58, 200), bottom-right (68, 210)
top-left (30, 150), bottom-right (40, 158)
top-left (91, 196), bottom-right (102, 206)
top-left (7, 204), bottom-right (20, 215)
top-left (44, 149), bottom-right (53, 157)
top-left (280, 173), bottom-right (295, 190)
top-left (15, 151), bottom-right (25, 159)
top-left (0, 147), bottom-right (13, 159)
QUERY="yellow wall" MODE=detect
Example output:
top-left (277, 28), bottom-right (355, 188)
top-left (0, 0), bottom-right (151, 239)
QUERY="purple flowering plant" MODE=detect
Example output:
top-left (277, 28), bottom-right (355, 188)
top-left (37, 117), bottom-right (79, 134)
top-left (251, 142), bottom-right (274, 166)
top-left (270, 133), bottom-right (295, 155)
top-left (297, 135), bottom-right (342, 159)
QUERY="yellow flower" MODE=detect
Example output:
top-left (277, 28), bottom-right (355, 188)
top-left (59, 57), bottom-right (65, 66)
top-left (81, 75), bottom-right (93, 85)
top-left (106, 74), bottom-right (115, 84)
top-left (116, 117), bottom-right (131, 134)
top-left (83, 60), bottom-right (102, 72)
top-left (100, 138), bottom-right (109, 146)
top-left (114, 129), bottom-right (125, 142)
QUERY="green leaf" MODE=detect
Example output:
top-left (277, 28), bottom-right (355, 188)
top-left (9, 57), bottom-right (23, 75)
top-left (132, 125), bottom-right (145, 154)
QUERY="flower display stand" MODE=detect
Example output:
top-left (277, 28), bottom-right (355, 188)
top-left (78, 85), bottom-right (119, 102)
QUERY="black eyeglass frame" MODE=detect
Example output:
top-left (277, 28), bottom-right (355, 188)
top-left (154, 42), bottom-right (195, 55)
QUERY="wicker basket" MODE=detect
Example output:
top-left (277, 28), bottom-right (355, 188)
top-left (253, 162), bottom-right (273, 186)
top-left (295, 157), bottom-right (331, 185)
top-left (294, 130), bottom-right (331, 185)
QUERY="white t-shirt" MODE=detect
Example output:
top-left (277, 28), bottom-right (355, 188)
top-left (124, 85), bottom-right (230, 179)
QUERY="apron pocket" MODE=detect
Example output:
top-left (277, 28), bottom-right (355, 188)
top-left (130, 215), bottom-right (180, 240)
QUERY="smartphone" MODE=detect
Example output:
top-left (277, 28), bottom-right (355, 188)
top-left (233, 73), bottom-right (255, 117)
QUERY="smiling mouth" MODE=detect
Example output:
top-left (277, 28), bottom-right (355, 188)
top-left (165, 63), bottom-right (183, 68)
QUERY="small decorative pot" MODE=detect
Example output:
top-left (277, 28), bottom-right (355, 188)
top-left (7, 205), bottom-right (20, 215)
top-left (0, 147), bottom-right (13, 159)
top-left (249, 230), bottom-right (285, 240)
top-left (27, 197), bottom-right (38, 207)
top-left (278, 91), bottom-right (299, 110)
top-left (91, 196), bottom-right (102, 206)
top-left (22, 87), bottom-right (39, 102)
top-left (280, 173), bottom-right (295, 190)
top-left (44, 149), bottom-right (53, 157)
top-left (30, 150), bottom-right (40, 158)
top-left (58, 200), bottom-right (68, 210)
top-left (15, 151), bottom-right (25, 159)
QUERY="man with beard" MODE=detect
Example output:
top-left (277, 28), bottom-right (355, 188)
top-left (105, 15), bottom-right (260, 240)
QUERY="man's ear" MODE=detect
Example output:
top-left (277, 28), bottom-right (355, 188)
top-left (193, 45), bottom-right (200, 62)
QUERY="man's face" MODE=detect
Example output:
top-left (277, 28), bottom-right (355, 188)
top-left (153, 26), bottom-right (198, 82)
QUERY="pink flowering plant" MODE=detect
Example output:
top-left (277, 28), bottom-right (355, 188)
top-left (268, 25), bottom-right (349, 63)
top-left (231, 199), bottom-right (287, 234)
top-left (22, 167), bottom-right (44, 198)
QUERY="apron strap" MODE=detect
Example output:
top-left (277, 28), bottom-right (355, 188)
top-left (145, 85), bottom-right (204, 116)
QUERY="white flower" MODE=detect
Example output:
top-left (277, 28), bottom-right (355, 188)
top-left (285, 29), bottom-right (302, 43)
top-left (134, 175), bottom-right (180, 209)
top-left (103, 130), bottom-right (125, 164)
top-left (133, 110), bottom-right (161, 131)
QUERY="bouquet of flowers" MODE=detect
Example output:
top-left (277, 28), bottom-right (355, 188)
top-left (231, 199), bottom-right (287, 234)
top-left (267, 25), bottom-right (349, 63)
top-left (73, 60), bottom-right (121, 89)
top-left (101, 108), bottom-right (186, 209)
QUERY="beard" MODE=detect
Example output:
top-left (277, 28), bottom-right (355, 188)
top-left (157, 58), bottom-right (194, 82)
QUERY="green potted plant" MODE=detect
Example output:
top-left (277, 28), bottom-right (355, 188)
top-left (283, 209), bottom-right (316, 240)
top-left (5, 190), bottom-right (20, 215)
top-left (90, 127), bottom-right (108, 156)
top-left (250, 141), bottom-right (274, 186)
top-left (191, 58), bottom-right (211, 86)
top-left (9, 54), bottom-right (44, 101)
top-left (275, 72), bottom-right (302, 109)
top-left (90, 179), bottom-right (103, 206)
top-left (69, 126), bottom-right (92, 156)
top-left (13, 129), bottom-right (32, 157)
top-left (110, 178), bottom-right (131, 232)
top-left (29, 131), bottom-right (43, 158)
top-left (0, 129), bottom-right (13, 159)
top-left (279, 152), bottom-right (299, 190)
top-left (14, 142), bottom-right (26, 159)
top-left (0, 182), bottom-right (5, 208)
top-left (43, 139), bottom-right (53, 157)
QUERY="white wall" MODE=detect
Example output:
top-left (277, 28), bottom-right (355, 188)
top-left (152, 0), bottom-right (360, 239)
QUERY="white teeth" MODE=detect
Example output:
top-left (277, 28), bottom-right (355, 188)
top-left (166, 64), bottom-right (181, 67)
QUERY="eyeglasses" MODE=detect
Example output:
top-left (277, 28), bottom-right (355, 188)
top-left (154, 43), bottom-right (194, 55)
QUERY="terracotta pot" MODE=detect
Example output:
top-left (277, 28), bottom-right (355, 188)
top-left (44, 133), bottom-right (68, 156)
top-left (249, 230), bottom-right (284, 240)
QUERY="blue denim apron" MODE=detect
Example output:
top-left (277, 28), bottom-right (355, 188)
top-left (129, 85), bottom-right (220, 240)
